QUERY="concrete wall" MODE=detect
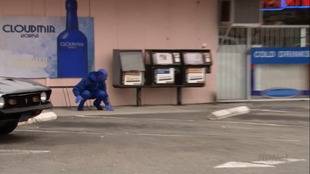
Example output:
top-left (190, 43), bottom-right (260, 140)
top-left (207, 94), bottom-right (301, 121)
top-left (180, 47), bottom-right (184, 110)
top-left (0, 0), bottom-right (218, 107)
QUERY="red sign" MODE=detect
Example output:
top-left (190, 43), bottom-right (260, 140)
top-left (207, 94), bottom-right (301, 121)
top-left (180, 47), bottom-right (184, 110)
top-left (261, 0), bottom-right (309, 9)
top-left (286, 0), bottom-right (309, 6)
top-left (261, 0), bottom-right (282, 9)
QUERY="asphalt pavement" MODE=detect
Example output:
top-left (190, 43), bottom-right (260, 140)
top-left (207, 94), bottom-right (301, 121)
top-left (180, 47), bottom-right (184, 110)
top-left (0, 101), bottom-right (309, 174)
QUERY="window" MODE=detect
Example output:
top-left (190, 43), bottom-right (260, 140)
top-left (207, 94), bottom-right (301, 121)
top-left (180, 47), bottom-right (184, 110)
top-left (220, 0), bottom-right (232, 22)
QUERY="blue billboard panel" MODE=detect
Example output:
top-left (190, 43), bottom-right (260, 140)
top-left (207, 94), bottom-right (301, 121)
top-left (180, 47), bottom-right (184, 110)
top-left (0, 1), bottom-right (94, 78)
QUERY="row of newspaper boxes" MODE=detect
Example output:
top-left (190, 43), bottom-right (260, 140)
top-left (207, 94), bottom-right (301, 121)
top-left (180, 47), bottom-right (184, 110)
top-left (112, 49), bottom-right (213, 88)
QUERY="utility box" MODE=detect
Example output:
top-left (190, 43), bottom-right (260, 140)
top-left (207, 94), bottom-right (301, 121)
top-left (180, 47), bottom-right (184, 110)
top-left (112, 49), bottom-right (145, 87)
top-left (144, 49), bottom-right (182, 86)
top-left (179, 49), bottom-right (213, 87)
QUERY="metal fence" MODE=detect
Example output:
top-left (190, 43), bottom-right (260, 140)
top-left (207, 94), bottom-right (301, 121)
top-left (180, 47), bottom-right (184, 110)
top-left (216, 26), bottom-right (309, 101)
top-left (250, 27), bottom-right (309, 47)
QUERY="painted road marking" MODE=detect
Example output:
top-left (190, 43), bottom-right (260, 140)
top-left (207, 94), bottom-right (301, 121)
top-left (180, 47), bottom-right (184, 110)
top-left (0, 150), bottom-right (50, 155)
top-left (251, 161), bottom-right (286, 165)
top-left (135, 133), bottom-right (195, 137)
top-left (218, 121), bottom-right (287, 127)
top-left (251, 158), bottom-right (307, 165)
top-left (15, 129), bottom-right (300, 143)
top-left (66, 110), bottom-right (202, 116)
top-left (214, 162), bottom-right (275, 168)
top-left (251, 109), bottom-right (288, 113)
top-left (284, 158), bottom-right (307, 162)
top-left (215, 158), bottom-right (307, 169)
top-left (75, 115), bottom-right (196, 122)
top-left (253, 112), bottom-right (309, 116)
top-left (75, 115), bottom-right (99, 118)
top-left (74, 115), bottom-right (289, 127)
top-left (15, 129), bottom-right (214, 137)
top-left (15, 129), bottom-right (100, 135)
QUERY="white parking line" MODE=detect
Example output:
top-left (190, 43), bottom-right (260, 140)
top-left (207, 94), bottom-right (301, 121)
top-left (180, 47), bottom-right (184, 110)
top-left (0, 150), bottom-right (50, 155)
top-left (68, 110), bottom-right (202, 117)
top-left (214, 158), bottom-right (307, 169)
top-left (217, 121), bottom-right (287, 127)
top-left (251, 158), bottom-right (307, 165)
top-left (14, 129), bottom-right (300, 142)
top-left (251, 161), bottom-right (286, 165)
top-left (251, 109), bottom-right (288, 113)
top-left (135, 133), bottom-right (195, 137)
top-left (74, 115), bottom-right (289, 127)
top-left (75, 115), bottom-right (196, 122)
top-left (15, 129), bottom-right (100, 135)
top-left (75, 115), bottom-right (100, 118)
top-left (214, 161), bottom-right (275, 168)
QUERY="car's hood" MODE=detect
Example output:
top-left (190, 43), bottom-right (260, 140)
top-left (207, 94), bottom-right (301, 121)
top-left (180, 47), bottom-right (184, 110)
top-left (0, 76), bottom-right (50, 95)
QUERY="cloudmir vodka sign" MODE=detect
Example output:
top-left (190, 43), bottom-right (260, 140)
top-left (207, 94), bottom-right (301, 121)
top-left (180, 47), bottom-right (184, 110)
top-left (0, 2), bottom-right (94, 78)
top-left (57, 0), bottom-right (88, 78)
top-left (2, 25), bottom-right (56, 38)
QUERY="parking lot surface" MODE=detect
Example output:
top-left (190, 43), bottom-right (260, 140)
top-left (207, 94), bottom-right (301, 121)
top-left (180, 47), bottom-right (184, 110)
top-left (1, 104), bottom-right (309, 174)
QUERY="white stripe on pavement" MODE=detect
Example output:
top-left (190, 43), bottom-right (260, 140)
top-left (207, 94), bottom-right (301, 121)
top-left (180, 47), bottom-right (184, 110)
top-left (0, 150), bottom-right (50, 155)
top-left (214, 162), bottom-right (275, 168)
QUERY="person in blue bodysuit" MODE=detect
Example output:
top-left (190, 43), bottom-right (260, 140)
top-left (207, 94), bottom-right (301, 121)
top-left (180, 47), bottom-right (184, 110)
top-left (72, 69), bottom-right (114, 111)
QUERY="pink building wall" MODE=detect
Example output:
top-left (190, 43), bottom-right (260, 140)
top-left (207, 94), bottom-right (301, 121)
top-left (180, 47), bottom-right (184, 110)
top-left (0, 0), bottom-right (218, 107)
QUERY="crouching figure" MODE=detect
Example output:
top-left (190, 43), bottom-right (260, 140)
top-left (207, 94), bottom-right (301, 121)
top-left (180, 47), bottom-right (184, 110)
top-left (72, 69), bottom-right (114, 111)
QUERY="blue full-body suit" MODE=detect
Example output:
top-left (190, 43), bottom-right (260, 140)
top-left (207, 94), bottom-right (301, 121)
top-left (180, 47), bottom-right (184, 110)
top-left (72, 69), bottom-right (113, 111)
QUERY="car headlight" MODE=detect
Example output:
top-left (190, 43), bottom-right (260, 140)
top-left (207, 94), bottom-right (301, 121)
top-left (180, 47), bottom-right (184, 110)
top-left (0, 97), bottom-right (5, 109)
top-left (40, 92), bottom-right (47, 103)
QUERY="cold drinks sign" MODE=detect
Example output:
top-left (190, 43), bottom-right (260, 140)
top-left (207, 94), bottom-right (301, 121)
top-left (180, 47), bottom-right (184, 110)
top-left (0, 0), bottom-right (94, 78)
top-left (250, 47), bottom-right (310, 98)
top-left (250, 47), bottom-right (310, 64)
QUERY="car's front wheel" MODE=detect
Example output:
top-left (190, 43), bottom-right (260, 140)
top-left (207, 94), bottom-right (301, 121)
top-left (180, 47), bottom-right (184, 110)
top-left (0, 120), bottom-right (18, 135)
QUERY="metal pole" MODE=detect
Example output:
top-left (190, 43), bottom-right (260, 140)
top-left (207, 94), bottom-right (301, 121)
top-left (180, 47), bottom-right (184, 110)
top-left (136, 88), bottom-right (142, 106)
top-left (62, 87), bottom-right (68, 109)
top-left (246, 27), bottom-right (252, 100)
top-left (177, 87), bottom-right (182, 105)
top-left (65, 87), bottom-right (71, 109)
top-left (300, 27), bottom-right (306, 47)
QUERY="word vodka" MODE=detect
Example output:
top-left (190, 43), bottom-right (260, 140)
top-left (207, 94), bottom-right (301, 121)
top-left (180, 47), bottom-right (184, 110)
top-left (57, 0), bottom-right (88, 78)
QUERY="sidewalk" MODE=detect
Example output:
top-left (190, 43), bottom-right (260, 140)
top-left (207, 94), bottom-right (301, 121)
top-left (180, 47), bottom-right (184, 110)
top-left (45, 101), bottom-right (309, 117)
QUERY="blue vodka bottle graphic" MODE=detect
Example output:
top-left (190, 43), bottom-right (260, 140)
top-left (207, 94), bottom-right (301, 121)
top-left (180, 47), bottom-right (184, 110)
top-left (57, 0), bottom-right (88, 78)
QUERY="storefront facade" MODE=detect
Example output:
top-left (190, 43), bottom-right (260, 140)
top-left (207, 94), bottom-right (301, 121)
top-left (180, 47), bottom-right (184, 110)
top-left (0, 0), bottom-right (218, 107)
top-left (216, 0), bottom-right (310, 102)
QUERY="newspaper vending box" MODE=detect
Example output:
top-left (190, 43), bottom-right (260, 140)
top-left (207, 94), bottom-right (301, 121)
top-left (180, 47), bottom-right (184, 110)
top-left (144, 49), bottom-right (182, 86)
top-left (112, 49), bottom-right (145, 88)
top-left (179, 49), bottom-right (212, 87)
